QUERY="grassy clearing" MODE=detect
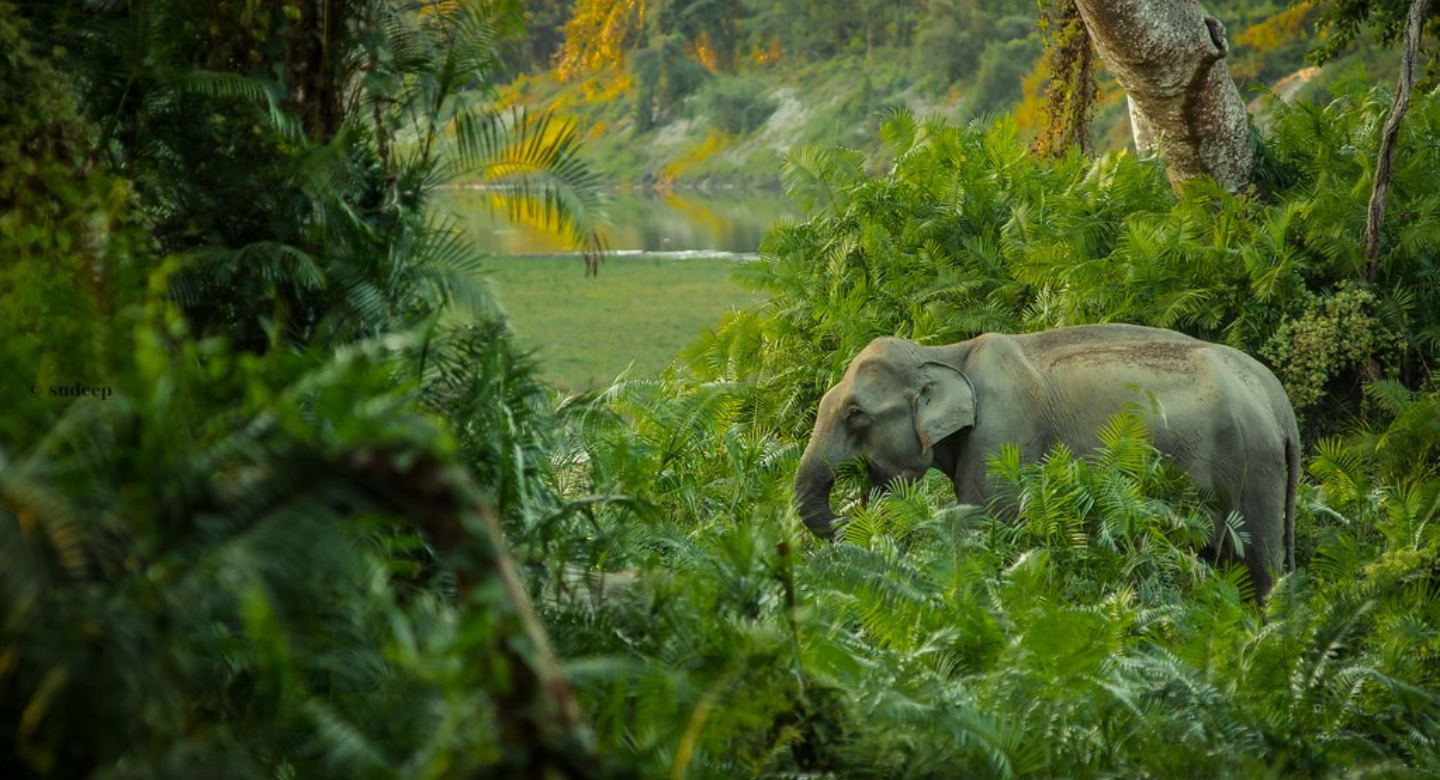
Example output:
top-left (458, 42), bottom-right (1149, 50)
top-left (476, 255), bottom-right (761, 391)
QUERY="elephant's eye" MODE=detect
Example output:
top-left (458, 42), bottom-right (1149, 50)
top-left (844, 405), bottom-right (865, 422)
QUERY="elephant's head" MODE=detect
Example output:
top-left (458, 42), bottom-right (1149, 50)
top-left (794, 337), bottom-right (976, 538)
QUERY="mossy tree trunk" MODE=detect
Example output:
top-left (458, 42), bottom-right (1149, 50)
top-left (1072, 0), bottom-right (1252, 191)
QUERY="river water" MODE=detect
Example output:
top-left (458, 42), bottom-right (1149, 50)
top-left (442, 187), bottom-right (801, 258)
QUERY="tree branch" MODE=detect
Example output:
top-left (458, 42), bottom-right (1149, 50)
top-left (1364, 0), bottom-right (1430, 277)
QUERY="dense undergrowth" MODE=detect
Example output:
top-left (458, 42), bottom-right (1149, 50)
top-left (539, 96), bottom-right (1440, 776)
top-left (6, 1), bottom-right (1440, 779)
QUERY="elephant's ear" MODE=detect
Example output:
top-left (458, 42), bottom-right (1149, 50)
top-left (914, 361), bottom-right (976, 451)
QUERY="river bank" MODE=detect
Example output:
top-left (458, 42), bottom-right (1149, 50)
top-left (442, 186), bottom-right (800, 257)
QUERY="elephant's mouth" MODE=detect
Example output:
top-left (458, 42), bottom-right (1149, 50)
top-left (797, 454), bottom-right (928, 539)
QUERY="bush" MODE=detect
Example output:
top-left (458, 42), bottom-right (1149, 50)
top-left (551, 363), bottom-right (1440, 777)
top-left (2, 2), bottom-right (612, 777)
top-left (696, 74), bottom-right (779, 136)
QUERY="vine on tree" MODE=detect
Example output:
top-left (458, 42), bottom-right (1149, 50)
top-left (1032, 0), bottom-right (1098, 158)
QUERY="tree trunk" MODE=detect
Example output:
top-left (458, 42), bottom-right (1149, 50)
top-left (1364, 0), bottom-right (1431, 276)
top-left (1072, 0), bottom-right (1252, 191)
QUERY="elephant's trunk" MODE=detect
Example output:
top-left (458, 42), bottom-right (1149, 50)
top-left (794, 450), bottom-right (840, 539)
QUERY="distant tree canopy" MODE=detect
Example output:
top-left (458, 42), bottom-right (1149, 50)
top-left (550, 0), bottom-right (1037, 81)
top-left (537, 0), bottom-right (1436, 197)
top-left (1309, 0), bottom-right (1440, 80)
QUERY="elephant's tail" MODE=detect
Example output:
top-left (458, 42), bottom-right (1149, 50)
top-left (1284, 434), bottom-right (1299, 574)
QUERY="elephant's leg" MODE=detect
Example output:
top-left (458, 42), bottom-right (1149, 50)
top-left (1237, 476), bottom-right (1287, 603)
top-left (1180, 456), bottom-right (1237, 562)
top-left (1201, 460), bottom-right (1286, 601)
top-left (1191, 460), bottom-right (1276, 599)
top-left (1185, 403), bottom-right (1288, 601)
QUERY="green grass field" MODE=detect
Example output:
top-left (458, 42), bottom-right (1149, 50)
top-left (476, 255), bottom-right (761, 391)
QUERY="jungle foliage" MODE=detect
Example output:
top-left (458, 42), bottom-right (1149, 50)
top-left (7, 2), bottom-right (1440, 780)
top-left (551, 93), bottom-right (1440, 777)
top-left (3, 0), bottom-right (613, 777)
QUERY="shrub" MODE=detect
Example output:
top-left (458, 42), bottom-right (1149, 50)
top-left (692, 95), bottom-right (1440, 441)
top-left (0, 7), bottom-right (142, 447)
top-left (1261, 283), bottom-right (1404, 414)
top-left (696, 74), bottom-right (779, 136)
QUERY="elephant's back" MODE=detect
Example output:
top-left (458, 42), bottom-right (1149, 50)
top-left (971, 325), bottom-right (1298, 442)
top-left (1016, 323), bottom-right (1200, 349)
top-left (1204, 341), bottom-right (1300, 441)
top-left (1006, 324), bottom-right (1209, 376)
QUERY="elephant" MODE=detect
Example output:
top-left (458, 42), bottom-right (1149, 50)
top-left (793, 324), bottom-right (1300, 600)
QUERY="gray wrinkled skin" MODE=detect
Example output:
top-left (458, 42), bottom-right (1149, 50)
top-left (795, 324), bottom-right (1299, 601)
